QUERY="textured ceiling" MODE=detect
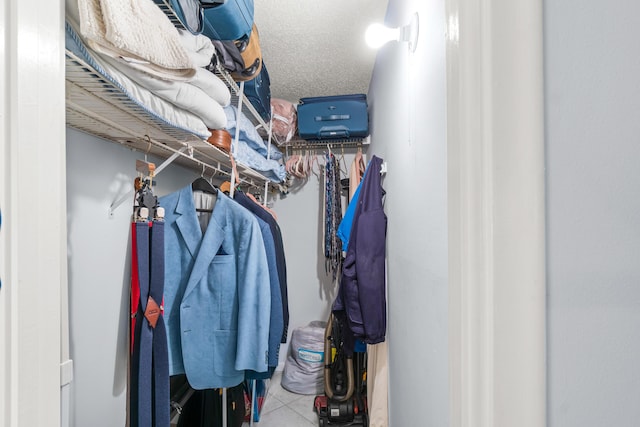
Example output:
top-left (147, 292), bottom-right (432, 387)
top-left (254, 0), bottom-right (389, 103)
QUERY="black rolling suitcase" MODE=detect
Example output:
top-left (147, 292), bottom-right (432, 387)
top-left (171, 375), bottom-right (245, 427)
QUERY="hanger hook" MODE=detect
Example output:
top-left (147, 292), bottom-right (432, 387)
top-left (208, 168), bottom-right (217, 184)
top-left (144, 135), bottom-right (152, 161)
top-left (201, 164), bottom-right (205, 177)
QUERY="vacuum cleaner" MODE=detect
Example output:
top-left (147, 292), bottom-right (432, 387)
top-left (313, 314), bottom-right (368, 427)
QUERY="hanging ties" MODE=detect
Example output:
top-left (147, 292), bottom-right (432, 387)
top-left (323, 151), bottom-right (343, 280)
top-left (130, 177), bottom-right (170, 427)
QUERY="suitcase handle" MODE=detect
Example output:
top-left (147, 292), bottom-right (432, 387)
top-left (315, 114), bottom-right (350, 122)
top-left (319, 130), bottom-right (350, 138)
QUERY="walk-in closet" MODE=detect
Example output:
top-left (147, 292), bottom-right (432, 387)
top-left (62, 0), bottom-right (412, 425)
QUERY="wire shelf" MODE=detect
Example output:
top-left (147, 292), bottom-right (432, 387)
top-left (65, 50), bottom-right (272, 189)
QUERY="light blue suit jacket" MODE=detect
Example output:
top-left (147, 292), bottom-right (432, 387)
top-left (160, 185), bottom-right (271, 389)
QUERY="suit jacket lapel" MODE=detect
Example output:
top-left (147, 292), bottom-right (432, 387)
top-left (175, 185), bottom-right (202, 259)
top-left (182, 189), bottom-right (227, 299)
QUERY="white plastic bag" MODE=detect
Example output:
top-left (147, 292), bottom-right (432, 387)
top-left (270, 98), bottom-right (297, 143)
top-left (281, 321), bottom-right (326, 395)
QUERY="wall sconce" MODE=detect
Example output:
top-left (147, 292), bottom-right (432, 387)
top-left (365, 12), bottom-right (419, 53)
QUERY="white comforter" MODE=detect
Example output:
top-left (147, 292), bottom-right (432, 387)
top-left (66, 21), bottom-right (212, 139)
top-left (99, 42), bottom-right (230, 130)
top-left (69, 0), bottom-right (231, 131)
top-left (77, 0), bottom-right (196, 81)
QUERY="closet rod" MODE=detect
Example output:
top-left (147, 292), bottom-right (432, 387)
top-left (284, 135), bottom-right (371, 149)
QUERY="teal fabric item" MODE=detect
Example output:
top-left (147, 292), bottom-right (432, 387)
top-left (337, 182), bottom-right (361, 252)
top-left (337, 164), bottom-right (370, 251)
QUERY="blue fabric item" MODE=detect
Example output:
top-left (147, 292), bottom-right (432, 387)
top-left (354, 339), bottom-right (367, 353)
top-left (333, 156), bottom-right (387, 355)
top-left (245, 215), bottom-right (283, 379)
top-left (224, 105), bottom-right (283, 160)
top-left (234, 138), bottom-right (286, 182)
top-left (160, 187), bottom-right (271, 389)
top-left (337, 179), bottom-right (363, 252)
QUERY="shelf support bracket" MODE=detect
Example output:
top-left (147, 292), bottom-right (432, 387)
top-left (108, 145), bottom-right (188, 218)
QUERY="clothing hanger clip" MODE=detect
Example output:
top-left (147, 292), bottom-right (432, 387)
top-left (136, 159), bottom-right (156, 178)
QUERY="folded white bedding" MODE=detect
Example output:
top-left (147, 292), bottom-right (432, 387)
top-left (77, 0), bottom-right (196, 81)
top-left (178, 30), bottom-right (217, 68)
top-left (66, 21), bottom-right (211, 139)
top-left (100, 54), bottom-right (229, 130)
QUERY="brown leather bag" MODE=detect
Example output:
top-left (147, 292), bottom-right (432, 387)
top-left (231, 24), bottom-right (262, 82)
top-left (207, 129), bottom-right (232, 153)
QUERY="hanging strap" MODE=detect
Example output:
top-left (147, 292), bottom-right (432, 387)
top-left (130, 222), bottom-right (140, 353)
top-left (149, 220), bottom-right (169, 426)
top-left (131, 220), bottom-right (170, 427)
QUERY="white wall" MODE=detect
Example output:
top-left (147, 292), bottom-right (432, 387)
top-left (545, 1), bottom-right (640, 426)
top-left (368, 0), bottom-right (449, 425)
top-left (65, 128), bottom-right (197, 427)
top-left (67, 126), bottom-right (354, 424)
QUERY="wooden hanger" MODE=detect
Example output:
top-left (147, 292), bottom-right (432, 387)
top-left (219, 181), bottom-right (232, 195)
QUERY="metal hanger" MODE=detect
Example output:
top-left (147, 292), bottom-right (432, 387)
top-left (192, 165), bottom-right (218, 213)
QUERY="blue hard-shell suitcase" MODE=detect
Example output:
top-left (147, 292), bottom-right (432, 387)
top-left (201, 0), bottom-right (254, 41)
top-left (297, 94), bottom-right (369, 140)
top-left (243, 63), bottom-right (271, 122)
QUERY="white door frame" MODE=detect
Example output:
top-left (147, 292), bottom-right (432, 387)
top-left (0, 0), bottom-right (546, 425)
top-left (446, 0), bottom-right (546, 426)
top-left (0, 0), bottom-right (67, 426)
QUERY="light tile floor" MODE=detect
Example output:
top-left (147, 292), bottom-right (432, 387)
top-left (242, 371), bottom-right (319, 427)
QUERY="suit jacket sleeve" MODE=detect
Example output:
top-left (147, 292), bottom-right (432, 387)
top-left (235, 217), bottom-right (271, 373)
top-left (354, 209), bottom-right (387, 344)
